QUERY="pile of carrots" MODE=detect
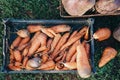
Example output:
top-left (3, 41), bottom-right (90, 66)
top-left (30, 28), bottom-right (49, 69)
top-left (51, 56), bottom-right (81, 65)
top-left (8, 24), bottom-right (118, 78)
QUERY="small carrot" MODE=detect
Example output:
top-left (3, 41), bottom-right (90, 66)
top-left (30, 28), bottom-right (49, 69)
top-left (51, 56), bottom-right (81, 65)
top-left (47, 28), bottom-right (57, 36)
top-left (10, 36), bottom-right (22, 49)
top-left (13, 49), bottom-right (22, 62)
top-left (16, 29), bottom-right (30, 38)
top-left (27, 25), bottom-right (43, 33)
top-left (68, 30), bottom-right (78, 41)
top-left (77, 42), bottom-right (91, 78)
top-left (70, 52), bottom-right (77, 62)
top-left (54, 55), bottom-right (63, 62)
top-left (22, 57), bottom-right (29, 68)
top-left (61, 51), bottom-right (67, 62)
top-left (62, 62), bottom-right (77, 70)
top-left (8, 63), bottom-right (21, 71)
top-left (41, 28), bottom-right (54, 38)
top-left (14, 62), bottom-right (22, 67)
top-left (19, 37), bottom-right (30, 46)
top-left (51, 33), bottom-right (70, 59)
top-left (17, 43), bottom-right (29, 51)
top-left (50, 34), bottom-right (61, 52)
top-left (50, 25), bottom-right (71, 33)
top-left (84, 26), bottom-right (89, 40)
top-left (37, 60), bottom-right (55, 70)
top-left (41, 54), bottom-right (49, 63)
top-left (60, 27), bottom-right (87, 51)
top-left (22, 46), bottom-right (29, 57)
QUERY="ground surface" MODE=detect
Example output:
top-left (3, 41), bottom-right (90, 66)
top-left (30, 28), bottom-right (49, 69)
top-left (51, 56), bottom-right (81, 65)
top-left (0, 0), bottom-right (120, 80)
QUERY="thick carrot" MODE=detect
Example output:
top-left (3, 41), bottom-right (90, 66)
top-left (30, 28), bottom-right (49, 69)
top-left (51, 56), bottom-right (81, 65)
top-left (37, 60), bottom-right (55, 70)
top-left (70, 52), bottom-right (77, 62)
top-left (30, 31), bottom-right (41, 42)
top-left (13, 49), bottom-right (22, 62)
top-left (50, 25), bottom-right (71, 33)
top-left (99, 47), bottom-right (117, 68)
top-left (50, 34), bottom-right (61, 52)
top-left (36, 33), bottom-right (47, 52)
top-left (19, 37), bottom-right (30, 46)
top-left (27, 25), bottom-right (43, 33)
top-left (93, 28), bottom-right (111, 41)
top-left (77, 42), bottom-right (91, 78)
top-left (41, 28), bottom-right (54, 38)
top-left (62, 62), bottom-right (77, 70)
top-left (27, 33), bottom-right (43, 56)
top-left (60, 27), bottom-right (87, 51)
top-left (68, 30), bottom-right (78, 41)
top-left (10, 36), bottom-right (22, 49)
top-left (66, 40), bottom-right (79, 62)
top-left (51, 33), bottom-right (70, 59)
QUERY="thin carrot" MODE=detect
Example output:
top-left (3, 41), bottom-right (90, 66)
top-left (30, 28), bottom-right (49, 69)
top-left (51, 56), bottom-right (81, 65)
top-left (68, 30), bottom-right (78, 41)
top-left (54, 55), bottom-right (63, 62)
top-left (51, 33), bottom-right (70, 59)
top-left (13, 49), bottom-right (22, 62)
top-left (47, 28), bottom-right (57, 36)
top-left (17, 43), bottom-right (29, 51)
top-left (77, 41), bottom-right (91, 78)
top-left (84, 26), bottom-right (89, 40)
top-left (41, 28), bottom-right (54, 38)
top-left (60, 27), bottom-right (87, 51)
top-left (66, 40), bottom-right (79, 62)
top-left (8, 63), bottom-right (21, 71)
top-left (10, 36), bottom-right (22, 49)
top-left (62, 62), bottom-right (77, 70)
top-left (22, 46), bottom-right (29, 57)
top-left (22, 57), bottom-right (29, 68)
top-left (19, 37), bottom-right (30, 46)
top-left (30, 31), bottom-right (41, 42)
top-left (27, 25), bottom-right (43, 33)
top-left (70, 52), bottom-right (77, 62)
top-left (50, 34), bottom-right (61, 52)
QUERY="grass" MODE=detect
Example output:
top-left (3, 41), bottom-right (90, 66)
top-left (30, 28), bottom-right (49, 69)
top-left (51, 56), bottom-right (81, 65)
top-left (0, 0), bottom-right (120, 80)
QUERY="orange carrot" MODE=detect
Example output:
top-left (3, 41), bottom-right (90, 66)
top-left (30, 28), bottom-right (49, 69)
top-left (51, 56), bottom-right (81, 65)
top-left (70, 52), bottom-right (77, 62)
top-left (13, 49), bottom-right (22, 62)
top-left (50, 34), bottom-right (61, 52)
top-left (27, 25), bottom-right (43, 33)
top-left (54, 55), bottom-right (63, 62)
top-left (60, 27), bottom-right (87, 51)
top-left (14, 62), bottom-right (22, 67)
top-left (84, 43), bottom-right (90, 59)
top-left (99, 47), bottom-right (117, 68)
top-left (84, 26), bottom-right (89, 40)
top-left (68, 30), bottom-right (78, 41)
top-left (27, 33), bottom-right (43, 56)
top-left (10, 36), bottom-right (22, 49)
top-left (41, 28), bottom-right (54, 38)
top-left (51, 33), bottom-right (70, 59)
top-left (93, 28), bottom-right (111, 41)
top-left (37, 60), bottom-right (55, 70)
top-left (19, 37), bottom-right (30, 46)
top-left (50, 25), bottom-right (71, 33)
top-left (62, 62), bottom-right (77, 70)
top-left (61, 51), bottom-right (67, 62)
top-left (30, 31), bottom-right (41, 42)
top-left (47, 28), bottom-right (57, 36)
top-left (8, 63), bottom-right (21, 71)
top-left (77, 42), bottom-right (91, 78)
top-left (17, 43), bottom-right (29, 51)
top-left (36, 33), bottom-right (47, 52)
top-left (22, 57), bottom-right (29, 68)
top-left (41, 54), bottom-right (49, 63)
top-left (22, 46), bottom-right (29, 57)
top-left (66, 40), bottom-right (79, 62)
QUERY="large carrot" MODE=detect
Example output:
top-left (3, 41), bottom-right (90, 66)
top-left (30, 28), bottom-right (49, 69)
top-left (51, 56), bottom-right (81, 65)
top-left (51, 33), bottom-right (70, 59)
top-left (66, 40), bottom-right (79, 62)
top-left (50, 34), bottom-right (61, 52)
top-left (19, 37), bottom-right (30, 46)
top-left (77, 42), bottom-right (91, 78)
top-left (60, 27), bottom-right (87, 51)
top-left (13, 49), bottom-right (22, 62)
top-left (68, 30), bottom-right (78, 41)
top-left (27, 33), bottom-right (42, 56)
top-left (27, 25), bottom-right (43, 33)
top-left (10, 36), bottom-right (22, 49)
top-left (84, 26), bottom-right (89, 40)
top-left (36, 33), bottom-right (47, 52)
top-left (50, 25), bottom-right (71, 33)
